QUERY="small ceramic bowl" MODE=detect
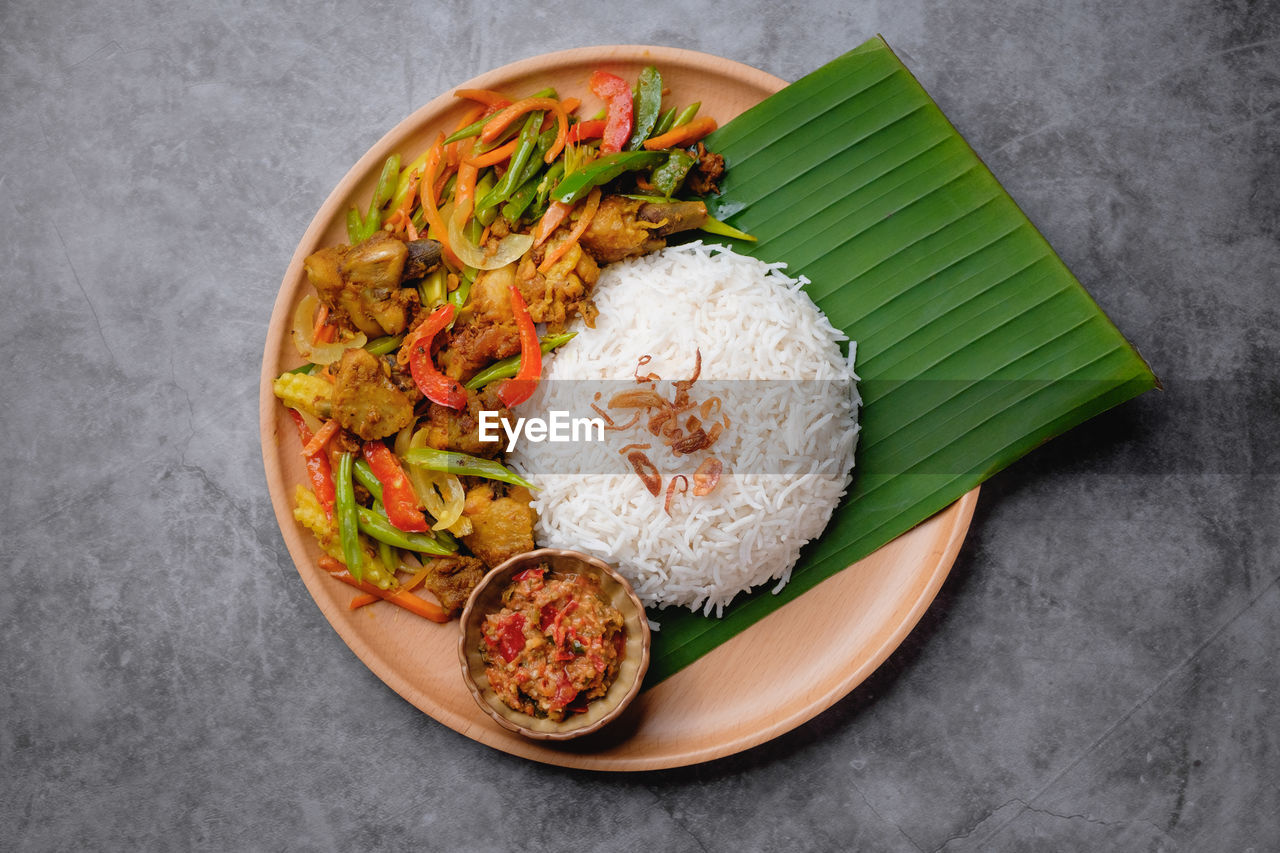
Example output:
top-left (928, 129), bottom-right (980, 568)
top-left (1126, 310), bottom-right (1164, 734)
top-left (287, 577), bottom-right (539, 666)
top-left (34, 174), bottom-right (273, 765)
top-left (458, 548), bottom-right (651, 740)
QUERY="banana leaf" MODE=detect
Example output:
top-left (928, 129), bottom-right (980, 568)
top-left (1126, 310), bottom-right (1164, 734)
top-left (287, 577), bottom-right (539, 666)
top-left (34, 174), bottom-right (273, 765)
top-left (645, 36), bottom-right (1158, 683)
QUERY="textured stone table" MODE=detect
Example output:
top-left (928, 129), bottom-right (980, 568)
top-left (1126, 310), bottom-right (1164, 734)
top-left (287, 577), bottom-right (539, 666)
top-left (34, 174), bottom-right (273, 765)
top-left (3, 1), bottom-right (1276, 850)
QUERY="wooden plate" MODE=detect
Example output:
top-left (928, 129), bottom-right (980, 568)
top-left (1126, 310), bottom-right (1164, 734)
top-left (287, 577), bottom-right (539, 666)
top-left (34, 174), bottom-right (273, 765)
top-left (259, 45), bottom-right (978, 771)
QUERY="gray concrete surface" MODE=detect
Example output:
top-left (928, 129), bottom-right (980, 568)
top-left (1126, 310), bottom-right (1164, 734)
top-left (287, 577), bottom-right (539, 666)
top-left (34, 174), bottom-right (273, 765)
top-left (3, 0), bottom-right (1277, 850)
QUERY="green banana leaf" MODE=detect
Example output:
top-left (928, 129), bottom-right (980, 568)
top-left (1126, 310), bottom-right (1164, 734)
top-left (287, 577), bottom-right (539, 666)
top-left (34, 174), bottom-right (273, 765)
top-left (644, 36), bottom-right (1158, 683)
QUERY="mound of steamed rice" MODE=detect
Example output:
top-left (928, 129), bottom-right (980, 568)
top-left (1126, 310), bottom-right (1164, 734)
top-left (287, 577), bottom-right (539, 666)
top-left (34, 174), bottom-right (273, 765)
top-left (509, 242), bottom-right (859, 616)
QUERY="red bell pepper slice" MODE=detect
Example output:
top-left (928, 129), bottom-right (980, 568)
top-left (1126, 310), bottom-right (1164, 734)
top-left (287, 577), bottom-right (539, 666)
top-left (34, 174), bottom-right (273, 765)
top-left (539, 602), bottom-right (558, 631)
top-left (589, 71), bottom-right (633, 154)
top-left (512, 566), bottom-right (546, 583)
top-left (288, 408), bottom-right (335, 518)
top-left (566, 119), bottom-right (606, 144)
top-left (407, 303), bottom-right (467, 410)
top-left (552, 670), bottom-right (579, 709)
top-left (496, 284), bottom-right (542, 407)
top-left (496, 612), bottom-right (527, 663)
top-left (361, 441), bottom-right (428, 532)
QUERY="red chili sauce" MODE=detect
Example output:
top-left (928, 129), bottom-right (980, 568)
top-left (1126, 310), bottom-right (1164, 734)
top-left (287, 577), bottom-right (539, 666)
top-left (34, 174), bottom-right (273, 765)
top-left (480, 564), bottom-right (626, 721)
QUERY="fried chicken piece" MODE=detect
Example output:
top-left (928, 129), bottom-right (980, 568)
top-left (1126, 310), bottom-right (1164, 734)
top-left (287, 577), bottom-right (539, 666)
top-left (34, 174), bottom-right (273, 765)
top-left (579, 195), bottom-right (664, 264)
top-left (516, 235), bottom-right (600, 333)
top-left (421, 388), bottom-right (510, 459)
top-left (461, 483), bottom-right (535, 569)
top-left (579, 196), bottom-right (709, 265)
top-left (419, 555), bottom-right (487, 617)
top-left (438, 264), bottom-right (522, 382)
top-left (687, 143), bottom-right (726, 196)
top-left (331, 348), bottom-right (416, 441)
top-left (303, 233), bottom-right (435, 337)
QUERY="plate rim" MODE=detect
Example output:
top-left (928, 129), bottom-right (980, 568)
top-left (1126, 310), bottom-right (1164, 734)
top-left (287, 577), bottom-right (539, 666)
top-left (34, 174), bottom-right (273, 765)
top-left (259, 44), bottom-right (978, 771)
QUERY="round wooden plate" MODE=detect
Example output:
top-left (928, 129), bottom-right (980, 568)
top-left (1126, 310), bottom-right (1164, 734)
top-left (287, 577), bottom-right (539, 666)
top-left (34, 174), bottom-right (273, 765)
top-left (259, 45), bottom-right (978, 771)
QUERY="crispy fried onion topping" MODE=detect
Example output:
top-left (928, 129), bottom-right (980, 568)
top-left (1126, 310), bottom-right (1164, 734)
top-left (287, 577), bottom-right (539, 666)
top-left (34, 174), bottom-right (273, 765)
top-left (609, 350), bottom-right (729, 505)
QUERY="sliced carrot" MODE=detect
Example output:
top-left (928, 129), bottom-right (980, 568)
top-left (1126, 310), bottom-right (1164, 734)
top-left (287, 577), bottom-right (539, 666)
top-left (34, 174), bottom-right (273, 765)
top-left (642, 117), bottom-right (718, 150)
top-left (348, 593), bottom-right (379, 610)
top-left (538, 187), bottom-right (601, 273)
top-left (392, 168), bottom-right (421, 223)
top-left (446, 104), bottom-right (487, 168)
top-left (302, 419), bottom-right (339, 457)
top-left (454, 88), bottom-right (511, 107)
top-left (479, 97), bottom-right (569, 164)
top-left (311, 303), bottom-right (330, 344)
top-left (402, 563), bottom-right (431, 593)
top-left (321, 559), bottom-right (449, 623)
top-left (419, 133), bottom-right (463, 269)
top-left (453, 142), bottom-right (479, 224)
top-left (532, 199), bottom-right (573, 247)
top-left (566, 119), bottom-right (606, 144)
top-left (465, 137), bottom-right (520, 169)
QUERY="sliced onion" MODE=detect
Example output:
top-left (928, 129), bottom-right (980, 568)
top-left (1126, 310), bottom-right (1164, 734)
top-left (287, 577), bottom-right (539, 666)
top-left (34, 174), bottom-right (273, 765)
top-left (445, 515), bottom-right (473, 537)
top-left (405, 427), bottom-right (466, 530)
top-left (692, 457), bottom-right (723, 496)
top-left (626, 450), bottom-right (662, 497)
top-left (291, 293), bottom-right (367, 364)
top-left (447, 214), bottom-right (534, 270)
top-left (664, 475), bottom-right (689, 516)
top-left (429, 472), bottom-right (466, 531)
top-left (608, 389), bottom-right (667, 409)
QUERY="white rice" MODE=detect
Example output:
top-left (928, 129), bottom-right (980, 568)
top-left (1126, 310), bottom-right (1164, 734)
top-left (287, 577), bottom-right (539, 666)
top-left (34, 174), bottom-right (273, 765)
top-left (508, 242), bottom-right (860, 616)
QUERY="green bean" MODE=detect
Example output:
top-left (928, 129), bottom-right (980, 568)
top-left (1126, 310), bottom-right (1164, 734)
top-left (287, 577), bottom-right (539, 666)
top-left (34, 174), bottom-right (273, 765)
top-left (352, 458), bottom-right (382, 501)
top-left (520, 126), bottom-right (559, 183)
top-left (482, 122), bottom-right (557, 220)
top-left (473, 170), bottom-right (499, 227)
top-left (652, 106), bottom-right (678, 138)
top-left (402, 448), bottom-right (536, 489)
top-left (377, 536), bottom-right (397, 574)
top-left (671, 101), bottom-right (701, 128)
top-left (356, 506), bottom-right (455, 555)
top-left (626, 66), bottom-right (663, 150)
top-left (485, 110), bottom-right (544, 208)
top-left (364, 335), bottom-right (403, 356)
top-left (464, 332), bottom-right (577, 390)
top-left (362, 154), bottom-right (401, 239)
top-left (501, 175), bottom-right (542, 222)
top-left (447, 275), bottom-right (474, 315)
top-left (443, 87), bottom-right (557, 144)
top-left (418, 267), bottom-right (447, 309)
top-left (531, 161), bottom-right (565, 215)
top-left (445, 115), bottom-right (493, 145)
top-left (346, 207), bottom-right (364, 244)
top-left (335, 452), bottom-right (364, 581)
top-left (551, 151), bottom-right (665, 204)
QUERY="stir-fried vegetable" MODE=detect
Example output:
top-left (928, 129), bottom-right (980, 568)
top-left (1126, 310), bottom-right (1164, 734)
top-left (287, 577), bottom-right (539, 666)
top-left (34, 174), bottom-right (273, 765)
top-left (288, 409), bottom-right (335, 518)
top-left (334, 452), bottom-right (365, 582)
top-left (496, 282), bottom-right (542, 407)
top-left (402, 447), bottom-right (535, 490)
top-left (276, 64), bottom-right (745, 621)
top-left (589, 70), bottom-right (633, 153)
top-left (465, 332), bottom-right (576, 390)
top-left (360, 441), bottom-right (429, 533)
top-left (626, 66), bottom-right (663, 150)
top-left (407, 303), bottom-right (468, 410)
